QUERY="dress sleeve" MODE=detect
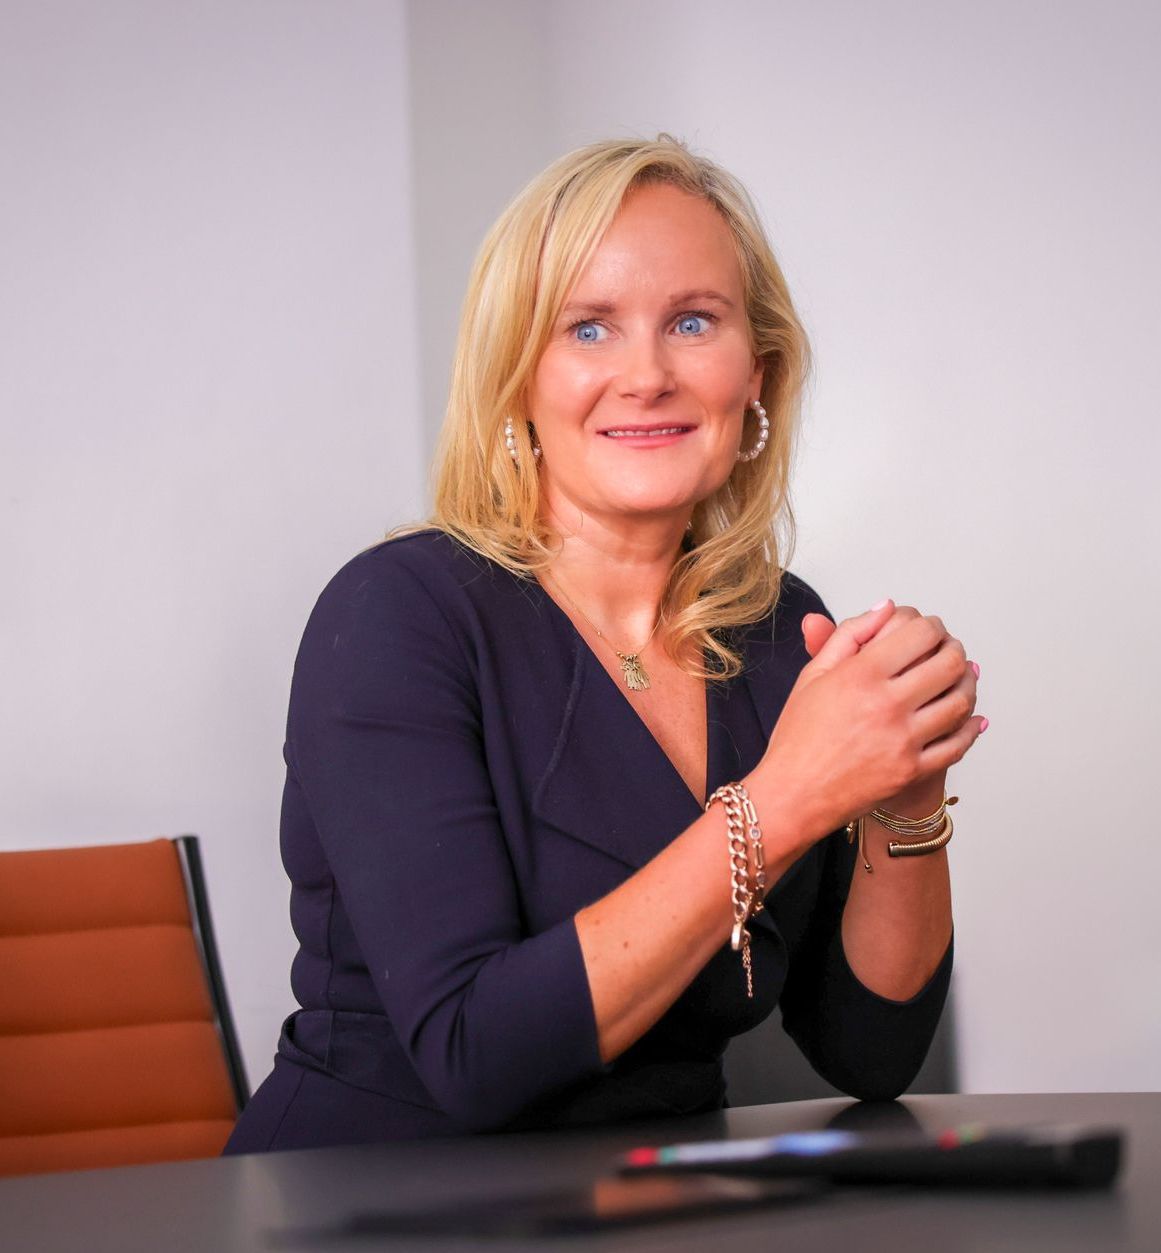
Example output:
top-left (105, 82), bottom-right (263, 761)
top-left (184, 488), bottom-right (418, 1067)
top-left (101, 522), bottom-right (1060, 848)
top-left (778, 829), bottom-right (953, 1101)
top-left (772, 573), bottom-right (953, 1101)
top-left (286, 548), bottom-right (602, 1131)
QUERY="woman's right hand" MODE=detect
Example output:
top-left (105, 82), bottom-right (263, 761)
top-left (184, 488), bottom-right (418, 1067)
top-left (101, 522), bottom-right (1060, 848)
top-left (755, 599), bottom-right (977, 847)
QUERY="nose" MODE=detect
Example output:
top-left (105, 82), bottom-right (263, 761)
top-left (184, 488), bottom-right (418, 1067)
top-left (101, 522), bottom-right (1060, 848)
top-left (617, 332), bottom-right (675, 405)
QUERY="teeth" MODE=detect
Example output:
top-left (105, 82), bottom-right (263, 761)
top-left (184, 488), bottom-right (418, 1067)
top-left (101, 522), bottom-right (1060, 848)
top-left (604, 427), bottom-right (687, 438)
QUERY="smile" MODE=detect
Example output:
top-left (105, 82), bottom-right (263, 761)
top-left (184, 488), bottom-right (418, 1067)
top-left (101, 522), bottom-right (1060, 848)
top-left (600, 426), bottom-right (694, 438)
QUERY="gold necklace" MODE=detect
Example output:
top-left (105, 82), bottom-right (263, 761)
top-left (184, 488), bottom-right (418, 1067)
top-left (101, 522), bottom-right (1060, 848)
top-left (545, 571), bottom-right (661, 692)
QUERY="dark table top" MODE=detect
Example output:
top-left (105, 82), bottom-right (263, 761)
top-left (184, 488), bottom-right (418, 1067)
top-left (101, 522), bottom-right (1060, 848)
top-left (3, 1092), bottom-right (1156, 1252)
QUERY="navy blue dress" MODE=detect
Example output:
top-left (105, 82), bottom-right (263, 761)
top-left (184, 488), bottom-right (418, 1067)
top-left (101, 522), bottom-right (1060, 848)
top-left (225, 532), bottom-right (951, 1153)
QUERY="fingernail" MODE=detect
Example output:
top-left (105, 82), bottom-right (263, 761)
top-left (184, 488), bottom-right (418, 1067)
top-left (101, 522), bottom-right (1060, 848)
top-left (870, 598), bottom-right (891, 611)
top-left (970, 661), bottom-right (980, 678)
top-left (979, 717), bottom-right (989, 733)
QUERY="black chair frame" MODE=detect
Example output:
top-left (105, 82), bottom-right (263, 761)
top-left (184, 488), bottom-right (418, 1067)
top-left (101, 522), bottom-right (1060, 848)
top-left (174, 835), bottom-right (250, 1112)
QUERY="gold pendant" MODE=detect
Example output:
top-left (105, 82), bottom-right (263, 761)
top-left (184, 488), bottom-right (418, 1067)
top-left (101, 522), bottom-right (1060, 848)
top-left (617, 652), bottom-right (650, 691)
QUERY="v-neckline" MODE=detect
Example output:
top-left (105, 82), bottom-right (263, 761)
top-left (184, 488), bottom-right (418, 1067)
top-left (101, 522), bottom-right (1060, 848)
top-left (535, 580), bottom-right (710, 810)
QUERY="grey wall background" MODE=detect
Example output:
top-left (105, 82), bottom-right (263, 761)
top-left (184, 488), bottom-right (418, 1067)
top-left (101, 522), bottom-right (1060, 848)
top-left (3, 1), bottom-right (1157, 1097)
top-left (1, 0), bottom-right (425, 1076)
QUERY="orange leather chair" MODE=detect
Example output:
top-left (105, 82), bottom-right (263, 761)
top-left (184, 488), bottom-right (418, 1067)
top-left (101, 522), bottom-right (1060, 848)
top-left (0, 837), bottom-right (249, 1176)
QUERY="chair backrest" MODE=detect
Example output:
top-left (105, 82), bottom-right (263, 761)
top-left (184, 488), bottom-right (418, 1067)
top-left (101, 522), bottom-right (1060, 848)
top-left (0, 837), bottom-right (248, 1176)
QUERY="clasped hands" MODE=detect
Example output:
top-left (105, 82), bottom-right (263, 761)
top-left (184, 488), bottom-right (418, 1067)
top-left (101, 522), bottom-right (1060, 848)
top-left (763, 599), bottom-right (985, 841)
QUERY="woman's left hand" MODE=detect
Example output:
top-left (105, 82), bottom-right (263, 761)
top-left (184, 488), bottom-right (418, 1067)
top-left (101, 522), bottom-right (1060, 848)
top-left (802, 604), bottom-right (982, 818)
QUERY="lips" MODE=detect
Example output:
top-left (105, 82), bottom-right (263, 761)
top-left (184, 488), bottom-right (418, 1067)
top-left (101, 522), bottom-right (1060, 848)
top-left (599, 425), bottom-right (695, 438)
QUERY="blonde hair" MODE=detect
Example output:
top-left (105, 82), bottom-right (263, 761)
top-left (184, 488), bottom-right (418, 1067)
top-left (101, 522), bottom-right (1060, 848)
top-left (424, 135), bottom-right (810, 679)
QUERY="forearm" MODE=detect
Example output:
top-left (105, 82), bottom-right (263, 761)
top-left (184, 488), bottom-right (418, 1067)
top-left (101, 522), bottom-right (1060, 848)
top-left (780, 844), bottom-right (954, 1102)
top-left (840, 812), bottom-right (953, 1002)
top-left (577, 774), bottom-right (811, 1063)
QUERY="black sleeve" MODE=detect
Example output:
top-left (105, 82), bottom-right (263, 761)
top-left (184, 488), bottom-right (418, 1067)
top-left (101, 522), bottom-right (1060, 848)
top-left (288, 546), bottom-right (602, 1131)
top-left (778, 828), bottom-right (953, 1101)
top-left (773, 572), bottom-right (953, 1101)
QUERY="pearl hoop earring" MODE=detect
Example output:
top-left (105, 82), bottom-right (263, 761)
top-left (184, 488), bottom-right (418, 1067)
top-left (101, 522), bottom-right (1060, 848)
top-left (504, 416), bottom-right (541, 463)
top-left (736, 399), bottom-right (769, 462)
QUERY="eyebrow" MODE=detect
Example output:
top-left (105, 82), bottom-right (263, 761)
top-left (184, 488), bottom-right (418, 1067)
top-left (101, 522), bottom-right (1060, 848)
top-left (558, 289), bottom-right (736, 317)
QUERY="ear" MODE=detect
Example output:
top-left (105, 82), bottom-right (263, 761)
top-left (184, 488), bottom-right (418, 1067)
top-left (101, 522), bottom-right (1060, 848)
top-left (748, 357), bottom-right (765, 403)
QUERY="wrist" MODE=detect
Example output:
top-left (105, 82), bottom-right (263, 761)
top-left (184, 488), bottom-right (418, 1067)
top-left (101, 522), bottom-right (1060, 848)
top-left (877, 778), bottom-right (946, 821)
top-left (857, 790), bottom-right (957, 869)
top-left (741, 761), bottom-right (824, 864)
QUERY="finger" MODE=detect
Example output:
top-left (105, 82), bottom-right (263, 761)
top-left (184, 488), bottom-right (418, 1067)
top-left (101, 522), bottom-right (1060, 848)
top-left (808, 599), bottom-right (895, 672)
top-left (917, 713), bottom-right (988, 775)
top-left (912, 662), bottom-right (977, 745)
top-left (895, 635), bottom-right (969, 710)
top-left (860, 613), bottom-right (949, 679)
top-left (806, 603), bottom-right (911, 660)
top-left (801, 613), bottom-right (837, 658)
top-left (871, 605), bottom-right (920, 642)
top-left (889, 608), bottom-right (942, 675)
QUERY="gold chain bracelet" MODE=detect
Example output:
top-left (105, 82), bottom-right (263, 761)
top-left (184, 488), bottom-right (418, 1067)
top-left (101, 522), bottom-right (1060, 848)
top-left (706, 782), bottom-right (765, 999)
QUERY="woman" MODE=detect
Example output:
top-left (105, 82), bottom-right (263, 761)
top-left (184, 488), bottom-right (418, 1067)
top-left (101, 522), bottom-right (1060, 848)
top-left (225, 137), bottom-right (983, 1153)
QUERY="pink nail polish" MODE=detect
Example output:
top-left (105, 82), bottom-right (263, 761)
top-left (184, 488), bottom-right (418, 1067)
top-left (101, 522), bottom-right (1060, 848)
top-left (970, 661), bottom-right (980, 678)
top-left (871, 598), bottom-right (891, 612)
top-left (979, 717), bottom-right (989, 733)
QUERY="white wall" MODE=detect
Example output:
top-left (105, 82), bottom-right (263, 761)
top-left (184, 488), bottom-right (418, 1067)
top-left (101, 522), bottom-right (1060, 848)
top-left (410, 1), bottom-right (1161, 1092)
top-left (536, 0), bottom-right (1161, 1092)
top-left (408, 0), bottom-right (558, 453)
top-left (4, 0), bottom-right (1157, 1100)
top-left (0, 0), bottom-right (424, 1085)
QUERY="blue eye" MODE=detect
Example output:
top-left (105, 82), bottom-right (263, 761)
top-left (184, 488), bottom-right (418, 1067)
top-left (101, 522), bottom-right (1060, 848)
top-left (572, 321), bottom-right (606, 343)
top-left (676, 314), bottom-right (710, 336)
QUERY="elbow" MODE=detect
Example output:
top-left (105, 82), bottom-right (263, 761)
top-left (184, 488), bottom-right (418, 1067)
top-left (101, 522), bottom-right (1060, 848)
top-left (407, 1025), bottom-right (556, 1135)
top-left (413, 1040), bottom-right (589, 1134)
top-left (807, 1026), bottom-right (932, 1102)
top-left (429, 1079), bottom-right (526, 1135)
top-left (831, 1069), bottom-right (913, 1104)
top-left (396, 933), bottom-right (601, 1132)
top-left (783, 1020), bottom-right (928, 1104)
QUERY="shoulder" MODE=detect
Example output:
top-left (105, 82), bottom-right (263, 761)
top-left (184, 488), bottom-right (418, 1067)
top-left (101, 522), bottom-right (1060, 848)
top-left (291, 531), bottom-right (505, 719)
top-left (318, 528), bottom-right (501, 602)
top-left (736, 569), bottom-right (832, 678)
top-left (771, 571), bottom-right (833, 643)
top-left (306, 529), bottom-right (523, 633)
top-left (731, 570), bottom-right (833, 730)
top-left (296, 529), bottom-right (537, 685)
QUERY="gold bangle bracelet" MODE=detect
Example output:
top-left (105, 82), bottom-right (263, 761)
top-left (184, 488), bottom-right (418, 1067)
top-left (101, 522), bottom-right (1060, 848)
top-left (872, 795), bottom-right (958, 836)
top-left (847, 796), bottom-right (959, 872)
top-left (888, 812), bottom-right (954, 858)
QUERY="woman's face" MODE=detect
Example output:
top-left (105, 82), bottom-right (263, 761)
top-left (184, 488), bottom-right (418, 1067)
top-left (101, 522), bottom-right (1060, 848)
top-left (529, 182), bottom-right (763, 533)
